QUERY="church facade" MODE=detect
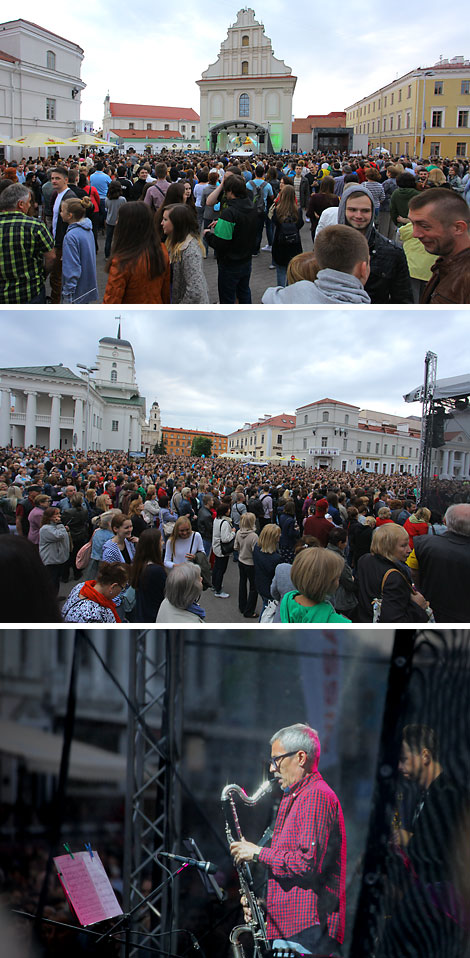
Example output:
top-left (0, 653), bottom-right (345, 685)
top-left (197, 9), bottom-right (296, 153)
top-left (0, 336), bottom-right (146, 453)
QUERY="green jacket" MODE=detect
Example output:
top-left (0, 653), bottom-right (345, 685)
top-left (280, 592), bottom-right (351, 624)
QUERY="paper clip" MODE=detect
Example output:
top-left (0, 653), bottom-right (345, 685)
top-left (85, 843), bottom-right (94, 860)
top-left (63, 843), bottom-right (74, 859)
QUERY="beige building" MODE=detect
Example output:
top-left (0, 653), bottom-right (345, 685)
top-left (227, 413), bottom-right (296, 460)
top-left (197, 8), bottom-right (296, 153)
top-left (345, 56), bottom-right (470, 158)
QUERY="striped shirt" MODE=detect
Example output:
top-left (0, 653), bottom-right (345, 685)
top-left (259, 771), bottom-right (347, 942)
top-left (0, 211), bottom-right (54, 303)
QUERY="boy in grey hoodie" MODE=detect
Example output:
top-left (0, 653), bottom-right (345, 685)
top-left (262, 225), bottom-right (371, 304)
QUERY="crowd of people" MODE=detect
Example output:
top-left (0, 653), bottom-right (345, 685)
top-left (1, 445), bottom-right (469, 624)
top-left (1, 147), bottom-right (469, 304)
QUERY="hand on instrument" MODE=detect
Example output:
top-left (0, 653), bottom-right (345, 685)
top-left (230, 839), bottom-right (261, 865)
top-left (240, 894), bottom-right (252, 923)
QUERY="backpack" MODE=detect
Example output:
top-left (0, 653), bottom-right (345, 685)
top-left (250, 182), bottom-right (267, 213)
top-left (278, 217), bottom-right (300, 246)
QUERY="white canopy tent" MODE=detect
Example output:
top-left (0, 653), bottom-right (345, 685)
top-left (0, 719), bottom-right (126, 783)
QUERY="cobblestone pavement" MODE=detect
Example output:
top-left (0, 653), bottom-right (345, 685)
top-left (86, 219), bottom-right (315, 305)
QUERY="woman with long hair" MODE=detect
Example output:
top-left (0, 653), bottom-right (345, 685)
top-left (253, 523), bottom-right (282, 614)
top-left (162, 203), bottom-right (209, 303)
top-left (234, 512), bottom-right (259, 618)
top-left (307, 175), bottom-right (339, 241)
top-left (60, 196), bottom-right (98, 303)
top-left (128, 497), bottom-right (147, 538)
top-left (130, 528), bottom-right (166, 621)
top-left (103, 202), bottom-right (170, 303)
top-left (164, 516), bottom-right (204, 570)
top-left (270, 184), bottom-right (303, 287)
top-left (155, 181), bottom-right (187, 239)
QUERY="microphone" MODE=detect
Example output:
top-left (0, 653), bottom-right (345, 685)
top-left (159, 852), bottom-right (218, 874)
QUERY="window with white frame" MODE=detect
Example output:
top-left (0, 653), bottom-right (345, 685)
top-left (46, 98), bottom-right (56, 120)
top-left (46, 50), bottom-right (56, 70)
top-left (239, 94), bottom-right (250, 117)
top-left (112, 420), bottom-right (119, 432)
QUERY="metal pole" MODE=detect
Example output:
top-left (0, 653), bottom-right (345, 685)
top-left (419, 73), bottom-right (426, 161)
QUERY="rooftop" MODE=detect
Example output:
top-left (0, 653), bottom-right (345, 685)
top-left (109, 102), bottom-right (199, 121)
top-left (0, 19), bottom-right (84, 52)
top-left (0, 364), bottom-right (80, 381)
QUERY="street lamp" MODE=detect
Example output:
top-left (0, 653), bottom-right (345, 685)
top-left (77, 363), bottom-right (98, 453)
top-left (413, 70), bottom-right (435, 161)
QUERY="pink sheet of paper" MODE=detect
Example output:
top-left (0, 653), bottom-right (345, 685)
top-left (53, 851), bottom-right (123, 926)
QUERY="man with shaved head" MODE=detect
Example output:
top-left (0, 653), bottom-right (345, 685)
top-left (408, 189), bottom-right (470, 303)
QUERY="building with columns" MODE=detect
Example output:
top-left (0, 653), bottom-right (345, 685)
top-left (197, 9), bottom-right (296, 152)
top-left (0, 335), bottom-right (146, 453)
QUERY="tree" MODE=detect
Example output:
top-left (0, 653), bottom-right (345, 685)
top-left (191, 436), bottom-right (212, 457)
top-left (153, 437), bottom-right (167, 455)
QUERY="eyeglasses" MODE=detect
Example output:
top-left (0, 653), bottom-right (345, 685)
top-left (269, 750), bottom-right (298, 771)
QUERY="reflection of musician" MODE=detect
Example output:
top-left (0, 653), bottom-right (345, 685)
top-left (231, 723), bottom-right (346, 957)
top-left (381, 724), bottom-right (467, 958)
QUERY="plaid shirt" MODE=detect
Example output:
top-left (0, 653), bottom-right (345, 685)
top-left (259, 771), bottom-right (346, 942)
top-left (0, 211), bottom-right (54, 303)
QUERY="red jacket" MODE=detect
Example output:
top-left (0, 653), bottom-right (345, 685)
top-left (404, 516), bottom-right (429, 549)
top-left (103, 246), bottom-right (170, 304)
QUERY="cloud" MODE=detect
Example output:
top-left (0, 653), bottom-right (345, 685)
top-left (16, 1), bottom-right (465, 126)
top-left (0, 308), bottom-right (467, 435)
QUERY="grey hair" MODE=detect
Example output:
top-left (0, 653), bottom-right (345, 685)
top-left (165, 562), bottom-right (201, 609)
top-left (444, 503), bottom-right (470, 537)
top-left (98, 509), bottom-right (120, 530)
top-left (0, 183), bottom-right (31, 211)
top-left (270, 723), bottom-right (321, 770)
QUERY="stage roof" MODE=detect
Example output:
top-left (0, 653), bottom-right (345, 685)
top-left (404, 374), bottom-right (470, 404)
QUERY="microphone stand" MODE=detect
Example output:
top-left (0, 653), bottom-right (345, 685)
top-left (14, 863), bottom-right (203, 958)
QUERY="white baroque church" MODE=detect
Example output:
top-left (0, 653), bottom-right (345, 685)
top-left (197, 9), bottom-right (296, 153)
top-left (0, 335), bottom-right (146, 453)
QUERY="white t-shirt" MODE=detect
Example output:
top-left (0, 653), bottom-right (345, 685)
top-left (52, 188), bottom-right (69, 239)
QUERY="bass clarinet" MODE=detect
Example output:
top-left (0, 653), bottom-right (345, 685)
top-left (221, 780), bottom-right (273, 958)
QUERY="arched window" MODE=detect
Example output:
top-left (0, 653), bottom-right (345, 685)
top-left (241, 61), bottom-right (248, 75)
top-left (47, 50), bottom-right (56, 70)
top-left (239, 94), bottom-right (250, 118)
top-left (111, 370), bottom-right (117, 382)
top-left (322, 411), bottom-right (329, 422)
top-left (242, 35), bottom-right (249, 46)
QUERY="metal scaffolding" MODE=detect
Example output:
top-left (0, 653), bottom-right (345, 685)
top-left (417, 350), bottom-right (438, 504)
top-left (122, 629), bottom-right (184, 957)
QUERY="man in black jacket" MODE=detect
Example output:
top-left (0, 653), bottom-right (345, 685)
top-left (413, 503), bottom-right (470, 622)
top-left (318, 183), bottom-right (413, 303)
top-left (204, 174), bottom-right (258, 303)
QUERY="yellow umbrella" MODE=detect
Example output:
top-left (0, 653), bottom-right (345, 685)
top-left (12, 134), bottom-right (67, 148)
top-left (67, 133), bottom-right (114, 147)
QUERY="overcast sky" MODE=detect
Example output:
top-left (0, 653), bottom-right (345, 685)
top-left (15, 2), bottom-right (466, 129)
top-left (1, 308), bottom-right (467, 434)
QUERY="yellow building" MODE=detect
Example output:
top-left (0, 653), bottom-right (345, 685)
top-left (345, 57), bottom-right (470, 159)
